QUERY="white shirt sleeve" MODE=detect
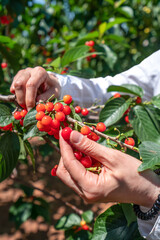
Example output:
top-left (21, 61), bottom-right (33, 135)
top-left (48, 50), bottom-right (160, 239)
top-left (52, 50), bottom-right (160, 107)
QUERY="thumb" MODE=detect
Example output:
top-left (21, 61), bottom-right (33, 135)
top-left (70, 131), bottom-right (116, 168)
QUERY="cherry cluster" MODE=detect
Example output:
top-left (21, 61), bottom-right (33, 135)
top-left (85, 40), bottom-right (97, 61)
top-left (0, 109), bottom-right (28, 131)
top-left (34, 94), bottom-right (107, 176)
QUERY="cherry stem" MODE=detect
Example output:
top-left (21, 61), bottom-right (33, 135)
top-left (67, 116), bottom-right (139, 153)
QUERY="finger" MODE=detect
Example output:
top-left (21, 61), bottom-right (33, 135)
top-left (56, 157), bottom-right (83, 196)
top-left (12, 70), bottom-right (31, 107)
top-left (37, 88), bottom-right (57, 102)
top-left (59, 132), bottom-right (95, 189)
top-left (25, 67), bottom-right (48, 110)
top-left (69, 131), bottom-right (119, 168)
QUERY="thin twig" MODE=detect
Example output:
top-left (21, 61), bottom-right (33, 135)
top-left (67, 116), bottom-right (139, 153)
top-left (43, 136), bottom-right (60, 154)
top-left (12, 177), bottom-right (83, 215)
top-left (0, 94), bottom-right (16, 102)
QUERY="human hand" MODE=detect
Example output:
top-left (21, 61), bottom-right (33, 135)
top-left (10, 67), bottom-right (60, 110)
top-left (57, 131), bottom-right (160, 208)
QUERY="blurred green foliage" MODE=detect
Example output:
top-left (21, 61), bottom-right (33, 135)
top-left (0, 0), bottom-right (160, 91)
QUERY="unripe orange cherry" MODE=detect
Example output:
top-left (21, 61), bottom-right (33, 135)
top-left (63, 95), bottom-right (72, 104)
top-left (80, 126), bottom-right (91, 135)
top-left (96, 122), bottom-right (106, 132)
top-left (36, 103), bottom-right (45, 112)
top-left (45, 102), bottom-right (54, 112)
top-left (20, 109), bottom-right (28, 118)
top-left (54, 102), bottom-right (64, 112)
top-left (41, 115), bottom-right (52, 126)
top-left (55, 111), bottom-right (65, 121)
top-left (124, 137), bottom-right (135, 146)
top-left (36, 111), bottom-right (45, 121)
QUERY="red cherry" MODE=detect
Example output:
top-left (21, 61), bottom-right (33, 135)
top-left (80, 156), bottom-right (92, 168)
top-left (82, 224), bottom-right (89, 230)
top-left (55, 111), bottom-right (65, 122)
top-left (124, 108), bottom-right (130, 115)
top-left (124, 115), bottom-right (129, 123)
top-left (96, 122), bottom-right (106, 132)
top-left (2, 123), bottom-right (13, 131)
top-left (63, 95), bottom-right (72, 104)
top-left (75, 106), bottom-right (81, 113)
top-left (124, 137), bottom-right (135, 146)
top-left (51, 118), bottom-right (60, 129)
top-left (20, 109), bottom-right (28, 118)
top-left (45, 102), bottom-right (54, 112)
top-left (37, 121), bottom-right (45, 131)
top-left (14, 111), bottom-right (22, 120)
top-left (74, 151), bottom-right (83, 160)
top-left (88, 132), bottom-right (100, 141)
top-left (36, 103), bottom-right (45, 112)
top-left (51, 165), bottom-right (58, 176)
top-left (80, 126), bottom-right (91, 135)
top-left (20, 119), bottom-right (24, 126)
top-left (1, 62), bottom-right (7, 69)
top-left (54, 102), bottom-right (64, 112)
top-left (136, 96), bottom-right (142, 104)
top-left (113, 93), bottom-right (121, 98)
top-left (92, 53), bottom-right (97, 58)
top-left (61, 127), bottom-right (72, 140)
top-left (41, 115), bottom-right (52, 126)
top-left (36, 111), bottom-right (45, 121)
top-left (61, 70), bottom-right (67, 74)
top-left (63, 105), bottom-right (71, 115)
top-left (81, 108), bottom-right (89, 116)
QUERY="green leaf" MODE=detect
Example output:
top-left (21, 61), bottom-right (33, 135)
top-left (151, 94), bottom-right (160, 109)
top-left (55, 213), bottom-right (81, 230)
top-left (82, 210), bottom-right (94, 223)
top-left (101, 45), bottom-right (117, 70)
top-left (61, 45), bottom-right (90, 67)
top-left (68, 68), bottom-right (96, 79)
top-left (24, 140), bottom-right (35, 170)
top-left (99, 22), bottom-right (107, 39)
top-left (99, 98), bottom-right (131, 127)
top-left (99, 18), bottom-right (130, 34)
top-left (138, 141), bottom-right (160, 172)
top-left (19, 184), bottom-right (34, 197)
top-left (23, 124), bottom-right (46, 141)
top-left (107, 84), bottom-right (144, 97)
top-left (23, 108), bottom-right (37, 128)
top-left (144, 106), bottom-right (160, 133)
top-left (92, 204), bottom-right (141, 240)
top-left (18, 137), bottom-right (27, 160)
top-left (9, 197), bottom-right (33, 228)
top-left (121, 204), bottom-right (137, 226)
top-left (49, 57), bottom-right (61, 68)
top-left (0, 132), bottom-right (20, 182)
top-left (0, 103), bottom-right (13, 126)
top-left (129, 106), bottom-right (160, 143)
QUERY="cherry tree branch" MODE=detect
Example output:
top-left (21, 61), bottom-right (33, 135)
top-left (12, 177), bottom-right (83, 215)
top-left (0, 94), bottom-right (16, 102)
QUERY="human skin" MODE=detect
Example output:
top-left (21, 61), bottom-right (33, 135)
top-left (10, 67), bottom-right (60, 110)
top-left (57, 130), bottom-right (160, 208)
top-left (10, 67), bottom-right (160, 207)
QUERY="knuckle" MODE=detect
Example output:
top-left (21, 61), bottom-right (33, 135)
top-left (35, 66), bottom-right (46, 75)
top-left (26, 81), bottom-right (35, 88)
top-left (14, 80), bottom-right (23, 89)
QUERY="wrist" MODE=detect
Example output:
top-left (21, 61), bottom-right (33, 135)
top-left (48, 73), bottom-right (61, 99)
top-left (136, 170), bottom-right (160, 208)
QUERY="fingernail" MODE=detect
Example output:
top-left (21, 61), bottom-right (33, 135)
top-left (70, 131), bottom-right (83, 144)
